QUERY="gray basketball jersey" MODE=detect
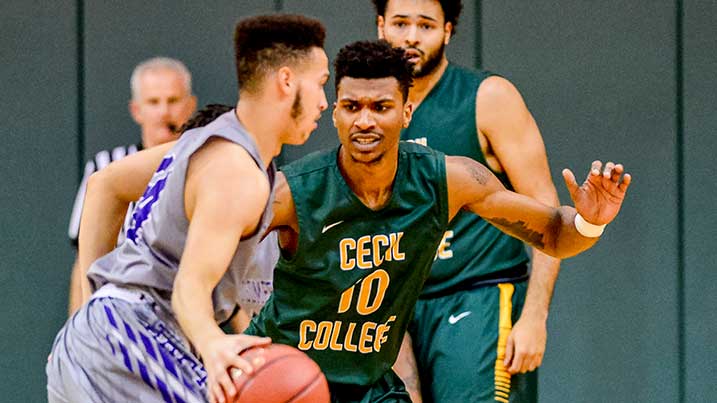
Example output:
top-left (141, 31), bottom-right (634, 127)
top-left (87, 110), bottom-right (278, 321)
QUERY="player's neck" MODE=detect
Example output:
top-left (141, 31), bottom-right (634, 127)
top-left (338, 147), bottom-right (398, 211)
top-left (235, 99), bottom-right (283, 169)
top-left (408, 57), bottom-right (449, 111)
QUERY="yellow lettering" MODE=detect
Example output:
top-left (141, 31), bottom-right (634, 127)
top-left (340, 238), bottom-right (356, 270)
top-left (356, 235), bottom-right (372, 269)
top-left (329, 321), bottom-right (343, 351)
top-left (435, 230), bottom-right (454, 260)
top-left (356, 270), bottom-right (390, 315)
top-left (314, 321), bottom-right (332, 350)
top-left (390, 232), bottom-right (405, 260)
top-left (338, 285), bottom-right (354, 314)
top-left (374, 315), bottom-right (396, 352)
top-left (372, 235), bottom-right (389, 267)
top-left (344, 322), bottom-right (358, 352)
top-left (359, 322), bottom-right (376, 354)
top-left (298, 320), bottom-right (316, 351)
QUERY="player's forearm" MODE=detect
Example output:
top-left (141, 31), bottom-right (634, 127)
top-left (172, 277), bottom-right (224, 355)
top-left (486, 206), bottom-right (597, 259)
top-left (522, 251), bottom-right (560, 321)
top-left (531, 206), bottom-right (600, 258)
top-left (78, 172), bottom-right (131, 302)
top-left (393, 333), bottom-right (423, 403)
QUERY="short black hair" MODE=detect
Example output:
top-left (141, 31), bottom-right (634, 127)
top-left (176, 104), bottom-right (233, 134)
top-left (371, 0), bottom-right (463, 35)
top-left (234, 14), bottom-right (326, 93)
top-left (334, 40), bottom-right (413, 101)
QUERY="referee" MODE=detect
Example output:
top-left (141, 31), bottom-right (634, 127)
top-left (67, 57), bottom-right (196, 314)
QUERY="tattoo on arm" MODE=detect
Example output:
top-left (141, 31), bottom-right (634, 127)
top-left (487, 217), bottom-right (545, 249)
top-left (458, 158), bottom-right (490, 185)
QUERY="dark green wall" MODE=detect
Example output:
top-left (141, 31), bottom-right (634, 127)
top-left (684, 0), bottom-right (717, 401)
top-left (1, 1), bottom-right (78, 402)
top-left (482, 2), bottom-right (680, 401)
top-left (0, 2), bottom-right (713, 402)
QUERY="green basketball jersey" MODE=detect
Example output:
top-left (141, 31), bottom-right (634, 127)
top-left (401, 64), bottom-right (529, 296)
top-left (246, 142), bottom-right (449, 386)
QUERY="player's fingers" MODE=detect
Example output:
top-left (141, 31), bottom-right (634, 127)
top-left (507, 342), bottom-right (525, 375)
top-left (525, 353), bottom-right (540, 373)
top-left (610, 164), bottom-right (624, 183)
top-left (209, 382), bottom-right (224, 403)
top-left (562, 169), bottom-right (579, 202)
top-left (229, 354), bottom-right (256, 376)
top-left (235, 336), bottom-right (272, 354)
top-left (619, 173), bottom-right (632, 192)
top-left (602, 161), bottom-right (615, 178)
top-left (508, 352), bottom-right (524, 375)
top-left (587, 160), bottom-right (603, 186)
top-left (503, 334), bottom-right (514, 367)
top-left (216, 371), bottom-right (236, 402)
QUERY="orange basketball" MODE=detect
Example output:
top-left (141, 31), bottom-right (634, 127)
top-left (231, 343), bottom-right (330, 403)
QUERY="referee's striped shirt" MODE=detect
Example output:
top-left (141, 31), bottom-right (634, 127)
top-left (67, 143), bottom-right (142, 246)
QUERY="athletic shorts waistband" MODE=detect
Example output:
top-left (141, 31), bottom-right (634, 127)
top-left (419, 263), bottom-right (529, 300)
top-left (91, 283), bottom-right (148, 304)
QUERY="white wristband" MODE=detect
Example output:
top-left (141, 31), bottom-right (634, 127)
top-left (574, 213), bottom-right (606, 238)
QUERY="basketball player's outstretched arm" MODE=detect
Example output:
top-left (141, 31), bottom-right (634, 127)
top-left (476, 76), bottom-right (561, 375)
top-left (172, 138), bottom-right (272, 403)
top-left (78, 141), bottom-right (175, 302)
top-left (446, 156), bottom-right (632, 258)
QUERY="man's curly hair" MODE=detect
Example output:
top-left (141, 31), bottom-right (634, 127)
top-left (334, 40), bottom-right (413, 101)
top-left (234, 14), bottom-right (325, 93)
top-left (175, 104), bottom-right (233, 135)
top-left (371, 0), bottom-right (463, 35)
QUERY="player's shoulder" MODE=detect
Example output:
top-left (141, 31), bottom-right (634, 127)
top-left (399, 140), bottom-right (444, 157)
top-left (399, 141), bottom-right (447, 174)
top-left (280, 146), bottom-right (338, 179)
top-left (445, 63), bottom-right (496, 85)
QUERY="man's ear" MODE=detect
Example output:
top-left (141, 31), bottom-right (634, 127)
top-left (403, 102), bottom-right (413, 128)
top-left (277, 66), bottom-right (295, 96)
top-left (377, 15), bottom-right (386, 39)
top-left (443, 22), bottom-right (453, 45)
top-left (332, 102), bottom-right (338, 128)
top-left (129, 100), bottom-right (142, 125)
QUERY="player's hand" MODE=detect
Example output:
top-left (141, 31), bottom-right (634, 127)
top-left (503, 313), bottom-right (546, 374)
top-left (562, 161), bottom-right (632, 226)
top-left (200, 334), bottom-right (271, 403)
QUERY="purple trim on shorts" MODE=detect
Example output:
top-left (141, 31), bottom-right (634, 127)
top-left (159, 345), bottom-right (179, 378)
top-left (104, 305), bottom-right (118, 329)
top-left (118, 342), bottom-right (133, 372)
top-left (137, 360), bottom-right (154, 388)
top-left (155, 377), bottom-right (173, 403)
top-left (105, 334), bottom-right (116, 355)
top-left (183, 378), bottom-right (195, 392)
top-left (123, 320), bottom-right (138, 343)
top-left (140, 332), bottom-right (158, 361)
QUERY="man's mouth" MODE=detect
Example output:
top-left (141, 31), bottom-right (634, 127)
top-left (350, 132), bottom-right (381, 149)
top-left (404, 48), bottom-right (423, 62)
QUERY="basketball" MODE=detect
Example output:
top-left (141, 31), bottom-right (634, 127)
top-left (231, 343), bottom-right (330, 403)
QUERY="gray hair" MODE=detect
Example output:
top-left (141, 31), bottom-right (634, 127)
top-left (130, 57), bottom-right (192, 100)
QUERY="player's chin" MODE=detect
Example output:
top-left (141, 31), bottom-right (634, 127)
top-left (349, 150), bottom-right (384, 165)
top-left (286, 131), bottom-right (312, 146)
